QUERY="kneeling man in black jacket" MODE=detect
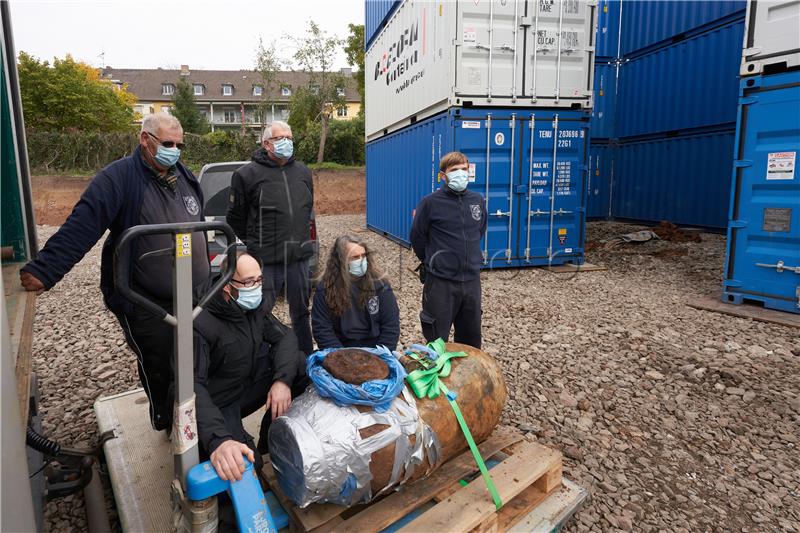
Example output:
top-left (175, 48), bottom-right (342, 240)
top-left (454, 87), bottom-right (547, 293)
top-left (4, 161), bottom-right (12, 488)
top-left (193, 251), bottom-right (308, 481)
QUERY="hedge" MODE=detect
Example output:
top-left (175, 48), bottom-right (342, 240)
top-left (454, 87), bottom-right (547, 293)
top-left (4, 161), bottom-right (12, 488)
top-left (26, 119), bottom-right (365, 174)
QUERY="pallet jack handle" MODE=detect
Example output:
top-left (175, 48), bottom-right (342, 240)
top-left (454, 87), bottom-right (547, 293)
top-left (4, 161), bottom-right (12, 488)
top-left (114, 221), bottom-right (238, 487)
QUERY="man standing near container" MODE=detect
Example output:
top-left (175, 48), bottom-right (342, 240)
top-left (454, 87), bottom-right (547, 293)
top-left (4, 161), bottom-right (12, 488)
top-left (19, 113), bottom-right (208, 431)
top-left (226, 120), bottom-right (315, 354)
top-left (410, 151), bottom-right (487, 348)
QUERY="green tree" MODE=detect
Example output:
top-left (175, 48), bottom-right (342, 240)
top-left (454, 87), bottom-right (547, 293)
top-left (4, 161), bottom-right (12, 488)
top-left (254, 37), bottom-right (285, 127)
top-left (292, 20), bottom-right (345, 163)
top-left (171, 77), bottom-right (209, 134)
top-left (17, 52), bottom-right (137, 132)
top-left (287, 85), bottom-right (319, 142)
top-left (344, 23), bottom-right (365, 114)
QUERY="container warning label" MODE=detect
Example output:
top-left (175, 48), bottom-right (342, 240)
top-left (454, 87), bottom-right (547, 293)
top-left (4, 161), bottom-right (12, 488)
top-left (463, 26), bottom-right (477, 44)
top-left (763, 208), bottom-right (792, 233)
top-left (468, 163), bottom-right (476, 182)
top-left (462, 121), bottom-right (481, 129)
top-left (767, 152), bottom-right (795, 180)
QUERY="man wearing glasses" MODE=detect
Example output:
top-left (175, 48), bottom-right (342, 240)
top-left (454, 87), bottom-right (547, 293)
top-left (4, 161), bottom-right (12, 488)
top-left (192, 251), bottom-right (307, 480)
top-left (227, 120), bottom-right (315, 354)
top-left (19, 112), bottom-right (208, 432)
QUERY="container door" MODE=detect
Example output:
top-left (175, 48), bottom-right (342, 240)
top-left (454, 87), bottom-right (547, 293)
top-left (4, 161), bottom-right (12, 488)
top-left (724, 78), bottom-right (800, 313)
top-left (453, 113), bottom-right (516, 265)
top-left (454, 0), bottom-right (526, 100)
top-left (518, 112), bottom-right (587, 263)
top-left (523, 0), bottom-right (595, 106)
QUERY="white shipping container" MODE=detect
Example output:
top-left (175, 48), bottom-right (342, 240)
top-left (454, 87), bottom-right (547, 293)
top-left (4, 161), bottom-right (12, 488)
top-left (741, 0), bottom-right (800, 76)
top-left (365, 0), bottom-right (596, 140)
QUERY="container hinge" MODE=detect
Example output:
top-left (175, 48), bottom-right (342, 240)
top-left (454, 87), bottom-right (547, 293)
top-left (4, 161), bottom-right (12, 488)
top-left (756, 261), bottom-right (800, 274)
top-left (723, 279), bottom-right (743, 288)
top-left (729, 219), bottom-right (747, 229)
top-left (743, 46), bottom-right (763, 56)
top-left (739, 96), bottom-right (759, 106)
top-left (734, 159), bottom-right (753, 168)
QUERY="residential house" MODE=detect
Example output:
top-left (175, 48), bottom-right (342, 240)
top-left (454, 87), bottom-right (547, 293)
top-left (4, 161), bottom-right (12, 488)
top-left (101, 65), bottom-right (361, 132)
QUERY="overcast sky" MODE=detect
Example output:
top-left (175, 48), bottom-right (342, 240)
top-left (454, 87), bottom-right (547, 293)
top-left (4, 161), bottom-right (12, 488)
top-left (9, 0), bottom-right (364, 71)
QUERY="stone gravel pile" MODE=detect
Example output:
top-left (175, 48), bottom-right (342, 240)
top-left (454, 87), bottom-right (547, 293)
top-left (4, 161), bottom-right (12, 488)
top-left (31, 218), bottom-right (799, 532)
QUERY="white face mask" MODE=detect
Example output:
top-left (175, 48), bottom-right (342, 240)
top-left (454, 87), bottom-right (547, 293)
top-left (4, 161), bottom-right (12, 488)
top-left (349, 257), bottom-right (368, 277)
top-left (446, 169), bottom-right (469, 192)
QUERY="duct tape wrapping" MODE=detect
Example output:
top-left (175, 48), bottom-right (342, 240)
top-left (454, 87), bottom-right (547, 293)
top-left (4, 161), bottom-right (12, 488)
top-left (268, 386), bottom-right (441, 508)
top-left (172, 394), bottom-right (198, 455)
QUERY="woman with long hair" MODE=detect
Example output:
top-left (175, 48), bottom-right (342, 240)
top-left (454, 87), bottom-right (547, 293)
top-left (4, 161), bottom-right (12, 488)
top-left (311, 234), bottom-right (400, 351)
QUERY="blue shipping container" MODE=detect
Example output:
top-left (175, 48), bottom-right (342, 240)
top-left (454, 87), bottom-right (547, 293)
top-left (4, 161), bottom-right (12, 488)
top-left (723, 71), bottom-right (800, 314)
top-left (616, 20), bottom-right (743, 139)
top-left (587, 142), bottom-right (614, 219)
top-left (612, 129), bottom-right (736, 229)
top-left (591, 61), bottom-right (617, 139)
top-left (365, 0), bottom-right (400, 51)
top-left (620, 0), bottom-right (745, 57)
top-left (596, 0), bottom-right (622, 59)
top-left (366, 107), bottom-right (590, 268)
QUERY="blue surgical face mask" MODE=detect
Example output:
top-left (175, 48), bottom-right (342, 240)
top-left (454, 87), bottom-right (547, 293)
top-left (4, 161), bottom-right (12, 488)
top-left (155, 145), bottom-right (181, 168)
top-left (446, 169), bottom-right (469, 192)
top-left (272, 138), bottom-right (294, 159)
top-left (233, 285), bottom-right (262, 310)
top-left (349, 257), bottom-right (368, 277)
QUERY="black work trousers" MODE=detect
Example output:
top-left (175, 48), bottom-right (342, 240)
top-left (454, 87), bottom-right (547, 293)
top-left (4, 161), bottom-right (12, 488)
top-left (117, 303), bottom-right (175, 431)
top-left (419, 274), bottom-right (482, 349)
top-left (262, 259), bottom-right (313, 355)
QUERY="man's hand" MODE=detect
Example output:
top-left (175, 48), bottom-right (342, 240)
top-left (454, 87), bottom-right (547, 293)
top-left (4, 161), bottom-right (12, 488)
top-left (210, 440), bottom-right (254, 482)
top-left (20, 271), bottom-right (46, 295)
top-left (265, 381), bottom-right (292, 420)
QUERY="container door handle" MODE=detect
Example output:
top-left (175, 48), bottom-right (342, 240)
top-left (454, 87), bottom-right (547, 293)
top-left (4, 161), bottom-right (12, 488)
top-left (755, 261), bottom-right (800, 274)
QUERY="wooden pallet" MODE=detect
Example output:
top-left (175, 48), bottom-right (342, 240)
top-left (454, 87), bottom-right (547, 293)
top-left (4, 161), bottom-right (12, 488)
top-left (262, 428), bottom-right (565, 533)
top-left (687, 294), bottom-right (800, 328)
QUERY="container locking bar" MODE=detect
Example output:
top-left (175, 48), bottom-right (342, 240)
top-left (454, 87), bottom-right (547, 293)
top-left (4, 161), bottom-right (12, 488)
top-left (525, 114), bottom-right (536, 262)
top-left (483, 114), bottom-right (492, 264)
top-left (530, 0), bottom-right (541, 102)
top-left (506, 114), bottom-right (516, 263)
top-left (547, 115), bottom-right (559, 262)
top-left (755, 261), bottom-right (800, 274)
top-left (555, 0), bottom-right (565, 102)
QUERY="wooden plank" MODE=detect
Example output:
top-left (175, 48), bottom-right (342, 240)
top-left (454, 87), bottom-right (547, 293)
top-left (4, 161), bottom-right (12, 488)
top-left (14, 290), bottom-right (36, 423)
top-left (334, 429), bottom-right (523, 533)
top-left (262, 460), bottom-right (347, 533)
top-left (397, 441), bottom-right (561, 533)
top-left (494, 483), bottom-right (549, 531)
top-left (687, 295), bottom-right (800, 328)
top-left (469, 512), bottom-right (498, 533)
top-left (545, 262), bottom-right (607, 273)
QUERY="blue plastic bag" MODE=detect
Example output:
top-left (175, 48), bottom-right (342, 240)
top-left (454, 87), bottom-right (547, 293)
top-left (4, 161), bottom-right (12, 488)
top-left (306, 346), bottom-right (407, 413)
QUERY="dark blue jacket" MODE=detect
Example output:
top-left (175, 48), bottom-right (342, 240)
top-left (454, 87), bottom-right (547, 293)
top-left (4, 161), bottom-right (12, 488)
top-left (409, 186), bottom-right (487, 281)
top-left (21, 146), bottom-right (202, 315)
top-left (311, 281), bottom-right (400, 351)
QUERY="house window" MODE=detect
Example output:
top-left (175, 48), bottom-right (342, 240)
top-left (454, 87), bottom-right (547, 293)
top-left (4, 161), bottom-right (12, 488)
top-left (281, 86), bottom-right (291, 96)
top-left (223, 110), bottom-right (237, 123)
top-left (336, 87), bottom-right (345, 97)
top-left (223, 84), bottom-right (234, 96)
top-left (309, 85), bottom-right (319, 95)
top-left (193, 84), bottom-right (204, 96)
top-left (280, 108), bottom-right (289, 119)
top-left (162, 84), bottom-right (175, 96)
top-left (253, 85), bottom-right (263, 96)
top-left (336, 106), bottom-right (347, 117)
top-left (162, 106), bottom-right (171, 115)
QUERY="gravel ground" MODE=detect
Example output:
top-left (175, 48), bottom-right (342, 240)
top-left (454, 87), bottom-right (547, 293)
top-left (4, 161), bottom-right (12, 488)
top-left (31, 216), bottom-right (799, 532)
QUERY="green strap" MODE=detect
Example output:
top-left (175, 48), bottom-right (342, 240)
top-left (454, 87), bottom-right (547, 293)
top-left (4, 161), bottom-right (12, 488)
top-left (405, 339), bottom-right (503, 510)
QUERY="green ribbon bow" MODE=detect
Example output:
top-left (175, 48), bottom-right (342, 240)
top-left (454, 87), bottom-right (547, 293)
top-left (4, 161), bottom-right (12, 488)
top-left (405, 338), bottom-right (503, 511)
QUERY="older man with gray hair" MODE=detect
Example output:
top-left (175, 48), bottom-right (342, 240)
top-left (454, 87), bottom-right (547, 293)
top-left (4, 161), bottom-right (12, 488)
top-left (227, 120), bottom-right (315, 355)
top-left (20, 112), bottom-right (209, 431)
